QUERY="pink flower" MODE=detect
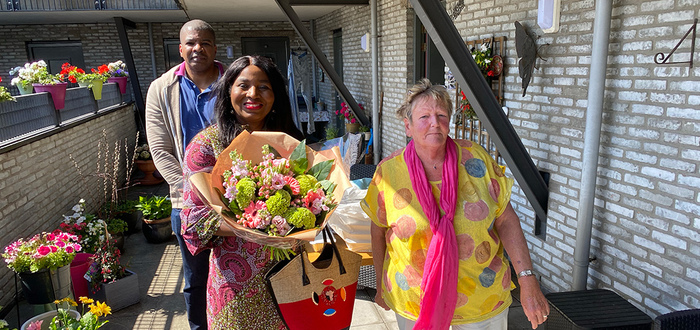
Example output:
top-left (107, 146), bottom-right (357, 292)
top-left (37, 245), bottom-right (51, 256)
top-left (65, 245), bottom-right (74, 253)
top-left (284, 176), bottom-right (300, 195)
top-left (304, 188), bottom-right (327, 215)
top-left (27, 320), bottom-right (43, 330)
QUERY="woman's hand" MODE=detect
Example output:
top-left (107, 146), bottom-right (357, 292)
top-left (518, 276), bottom-right (550, 329)
top-left (374, 288), bottom-right (390, 310)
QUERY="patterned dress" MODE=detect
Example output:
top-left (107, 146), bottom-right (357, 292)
top-left (361, 139), bottom-right (515, 325)
top-left (181, 124), bottom-right (286, 330)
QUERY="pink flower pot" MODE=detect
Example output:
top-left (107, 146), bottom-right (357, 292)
top-left (70, 252), bottom-right (93, 299)
top-left (107, 76), bottom-right (128, 94)
top-left (33, 83), bottom-right (68, 110)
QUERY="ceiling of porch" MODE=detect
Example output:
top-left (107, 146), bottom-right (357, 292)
top-left (0, 0), bottom-right (359, 25)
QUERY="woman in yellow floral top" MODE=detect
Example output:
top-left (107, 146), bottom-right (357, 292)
top-left (181, 55), bottom-right (303, 329)
top-left (361, 79), bottom-right (548, 330)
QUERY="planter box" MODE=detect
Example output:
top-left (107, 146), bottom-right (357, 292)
top-left (89, 269), bottom-right (140, 312)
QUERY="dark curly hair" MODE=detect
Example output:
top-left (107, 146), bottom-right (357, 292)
top-left (213, 55), bottom-right (304, 145)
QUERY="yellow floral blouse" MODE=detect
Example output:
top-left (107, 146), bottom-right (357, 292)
top-left (361, 139), bottom-right (515, 325)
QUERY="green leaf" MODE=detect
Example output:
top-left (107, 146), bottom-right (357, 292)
top-left (290, 139), bottom-right (307, 162)
top-left (318, 180), bottom-right (337, 194)
top-left (307, 160), bottom-right (333, 180)
top-left (291, 158), bottom-right (308, 176)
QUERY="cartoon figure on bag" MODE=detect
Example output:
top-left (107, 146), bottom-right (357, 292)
top-left (313, 278), bottom-right (348, 316)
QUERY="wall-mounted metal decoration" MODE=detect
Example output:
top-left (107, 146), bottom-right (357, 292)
top-left (450, 0), bottom-right (465, 20)
top-left (515, 21), bottom-right (548, 97)
top-left (654, 18), bottom-right (697, 68)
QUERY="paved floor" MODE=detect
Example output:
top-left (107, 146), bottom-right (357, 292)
top-left (5, 181), bottom-right (542, 329)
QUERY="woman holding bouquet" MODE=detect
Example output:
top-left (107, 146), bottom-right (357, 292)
top-left (181, 55), bottom-right (303, 329)
top-left (361, 79), bottom-right (549, 330)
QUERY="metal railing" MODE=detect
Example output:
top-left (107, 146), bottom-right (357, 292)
top-left (4, 0), bottom-right (179, 12)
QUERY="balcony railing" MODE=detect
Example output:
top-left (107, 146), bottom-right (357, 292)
top-left (4, 0), bottom-right (179, 12)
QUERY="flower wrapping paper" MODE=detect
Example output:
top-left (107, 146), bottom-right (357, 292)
top-left (189, 131), bottom-right (351, 248)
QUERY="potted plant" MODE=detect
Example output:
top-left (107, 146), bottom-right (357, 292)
top-left (136, 196), bottom-right (172, 244)
top-left (0, 77), bottom-right (15, 103)
top-left (105, 60), bottom-right (129, 94)
top-left (105, 218), bottom-right (128, 252)
top-left (9, 60), bottom-right (46, 95)
top-left (32, 62), bottom-right (69, 110)
top-left (325, 126), bottom-right (340, 140)
top-left (60, 200), bottom-right (109, 254)
top-left (102, 199), bottom-right (142, 234)
top-left (86, 239), bottom-right (139, 312)
top-left (133, 144), bottom-right (163, 185)
top-left (64, 63), bottom-right (109, 100)
top-left (2, 230), bottom-right (81, 304)
top-left (336, 101), bottom-right (364, 133)
top-left (21, 296), bottom-right (109, 330)
top-left (358, 124), bottom-right (371, 141)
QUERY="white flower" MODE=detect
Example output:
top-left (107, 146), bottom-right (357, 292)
top-left (480, 43), bottom-right (488, 52)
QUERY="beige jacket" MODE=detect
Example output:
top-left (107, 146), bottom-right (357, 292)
top-left (145, 65), bottom-right (187, 208)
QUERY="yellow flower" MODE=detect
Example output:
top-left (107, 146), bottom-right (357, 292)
top-left (89, 301), bottom-right (111, 317)
top-left (79, 296), bottom-right (94, 304)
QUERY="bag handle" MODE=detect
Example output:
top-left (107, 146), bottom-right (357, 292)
top-left (322, 226), bottom-right (347, 275)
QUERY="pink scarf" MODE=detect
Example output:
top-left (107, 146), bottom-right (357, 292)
top-left (405, 138), bottom-right (458, 330)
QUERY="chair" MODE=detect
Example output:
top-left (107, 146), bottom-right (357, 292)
top-left (655, 309), bottom-right (700, 330)
top-left (349, 163), bottom-right (377, 180)
top-left (347, 163), bottom-right (377, 290)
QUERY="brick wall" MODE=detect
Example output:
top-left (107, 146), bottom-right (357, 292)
top-left (0, 106), bottom-right (137, 306)
top-left (316, 0), bottom-right (699, 318)
top-left (0, 21), bottom-right (304, 101)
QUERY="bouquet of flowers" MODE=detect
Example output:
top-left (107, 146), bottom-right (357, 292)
top-left (336, 102), bottom-right (363, 124)
top-left (2, 230), bottom-right (81, 273)
top-left (189, 131), bottom-right (351, 255)
top-left (9, 60), bottom-right (46, 89)
top-left (106, 60), bottom-right (128, 77)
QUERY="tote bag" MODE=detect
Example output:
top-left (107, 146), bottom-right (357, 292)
top-left (266, 228), bottom-right (362, 330)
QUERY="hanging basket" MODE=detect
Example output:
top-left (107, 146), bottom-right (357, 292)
top-left (19, 265), bottom-right (72, 304)
top-left (33, 83), bottom-right (68, 110)
top-left (16, 83), bottom-right (33, 95)
top-left (107, 76), bottom-right (128, 94)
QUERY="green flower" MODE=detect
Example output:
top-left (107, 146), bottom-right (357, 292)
top-left (266, 190), bottom-right (291, 216)
top-left (296, 174), bottom-right (318, 195)
top-left (235, 178), bottom-right (257, 209)
top-left (284, 207), bottom-right (316, 229)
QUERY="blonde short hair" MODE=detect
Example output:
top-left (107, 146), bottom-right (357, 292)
top-left (396, 78), bottom-right (453, 120)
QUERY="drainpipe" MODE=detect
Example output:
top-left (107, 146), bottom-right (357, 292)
top-left (371, 0), bottom-right (380, 162)
top-left (148, 23), bottom-right (157, 80)
top-left (572, 0), bottom-right (613, 291)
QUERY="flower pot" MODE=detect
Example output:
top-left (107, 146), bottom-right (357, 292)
top-left (19, 265), bottom-right (72, 304)
top-left (142, 216), bottom-right (172, 244)
top-left (17, 83), bottom-right (33, 95)
top-left (70, 253), bottom-right (93, 300)
top-left (107, 76), bottom-right (128, 94)
top-left (345, 123), bottom-right (360, 133)
top-left (88, 269), bottom-right (140, 312)
top-left (111, 232), bottom-right (125, 253)
top-left (78, 79), bottom-right (104, 100)
top-left (135, 159), bottom-right (164, 185)
top-left (21, 309), bottom-right (81, 330)
top-left (33, 83), bottom-right (68, 110)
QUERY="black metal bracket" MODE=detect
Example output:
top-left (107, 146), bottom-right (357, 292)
top-left (654, 18), bottom-right (697, 68)
top-left (114, 17), bottom-right (145, 129)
